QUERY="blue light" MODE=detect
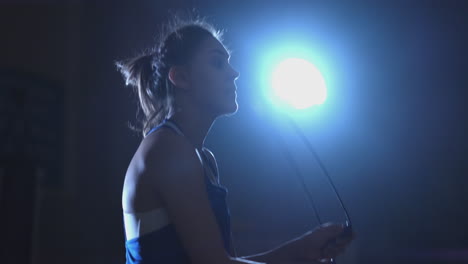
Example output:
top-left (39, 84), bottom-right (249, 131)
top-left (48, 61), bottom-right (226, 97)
top-left (271, 58), bottom-right (327, 109)
top-left (252, 38), bottom-right (334, 121)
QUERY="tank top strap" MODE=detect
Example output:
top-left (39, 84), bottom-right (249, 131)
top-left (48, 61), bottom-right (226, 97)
top-left (162, 119), bottom-right (185, 137)
top-left (145, 118), bottom-right (219, 186)
top-left (145, 118), bottom-right (185, 138)
top-left (199, 148), bottom-right (219, 181)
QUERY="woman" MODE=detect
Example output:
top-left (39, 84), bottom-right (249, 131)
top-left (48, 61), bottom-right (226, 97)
top-left (117, 16), bottom-right (355, 264)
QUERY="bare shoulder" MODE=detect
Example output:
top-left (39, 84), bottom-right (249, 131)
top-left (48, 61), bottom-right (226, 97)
top-left (122, 127), bottom-right (196, 213)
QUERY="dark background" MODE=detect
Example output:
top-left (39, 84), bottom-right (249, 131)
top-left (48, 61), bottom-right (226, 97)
top-left (1, 1), bottom-right (467, 264)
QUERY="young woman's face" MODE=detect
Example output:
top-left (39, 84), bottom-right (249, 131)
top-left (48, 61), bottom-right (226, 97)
top-left (187, 36), bottom-right (240, 117)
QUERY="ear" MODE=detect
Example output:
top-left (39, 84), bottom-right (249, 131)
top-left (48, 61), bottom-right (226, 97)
top-left (168, 65), bottom-right (190, 90)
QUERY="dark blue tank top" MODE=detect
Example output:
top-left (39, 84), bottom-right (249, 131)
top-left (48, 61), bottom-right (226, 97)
top-left (125, 118), bottom-right (232, 264)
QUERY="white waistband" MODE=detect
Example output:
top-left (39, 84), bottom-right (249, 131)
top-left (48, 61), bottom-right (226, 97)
top-left (123, 207), bottom-right (170, 241)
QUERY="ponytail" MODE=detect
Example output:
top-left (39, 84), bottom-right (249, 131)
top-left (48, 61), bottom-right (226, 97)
top-left (116, 51), bottom-right (174, 136)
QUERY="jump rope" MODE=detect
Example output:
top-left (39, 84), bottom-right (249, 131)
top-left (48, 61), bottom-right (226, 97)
top-left (266, 111), bottom-right (354, 264)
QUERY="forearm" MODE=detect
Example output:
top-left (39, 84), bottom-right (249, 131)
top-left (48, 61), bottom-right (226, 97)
top-left (229, 256), bottom-right (267, 264)
top-left (235, 249), bottom-right (276, 263)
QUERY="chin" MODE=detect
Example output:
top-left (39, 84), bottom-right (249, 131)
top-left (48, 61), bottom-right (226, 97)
top-left (221, 101), bottom-right (238, 117)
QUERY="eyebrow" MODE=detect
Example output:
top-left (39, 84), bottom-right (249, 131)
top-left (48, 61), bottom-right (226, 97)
top-left (209, 49), bottom-right (230, 59)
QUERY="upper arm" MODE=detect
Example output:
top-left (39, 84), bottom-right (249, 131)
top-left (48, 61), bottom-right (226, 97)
top-left (147, 137), bottom-right (232, 264)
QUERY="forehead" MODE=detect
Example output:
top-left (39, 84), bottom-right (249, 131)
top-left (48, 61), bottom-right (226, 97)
top-left (198, 36), bottom-right (230, 58)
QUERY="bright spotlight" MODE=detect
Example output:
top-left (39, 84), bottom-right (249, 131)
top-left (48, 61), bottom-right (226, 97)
top-left (271, 58), bottom-right (327, 109)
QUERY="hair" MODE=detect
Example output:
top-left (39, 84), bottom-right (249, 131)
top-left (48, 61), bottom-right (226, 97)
top-left (116, 13), bottom-right (226, 137)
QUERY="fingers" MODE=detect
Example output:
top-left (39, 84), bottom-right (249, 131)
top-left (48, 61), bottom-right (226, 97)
top-left (322, 222), bottom-right (357, 240)
top-left (325, 235), bottom-right (353, 250)
top-left (318, 222), bottom-right (344, 234)
top-left (322, 248), bottom-right (343, 258)
top-left (318, 222), bottom-right (357, 243)
top-left (311, 223), bottom-right (345, 245)
top-left (304, 222), bottom-right (357, 261)
top-left (333, 229), bottom-right (357, 246)
top-left (293, 258), bottom-right (334, 264)
top-left (317, 258), bottom-right (333, 263)
top-left (322, 245), bottom-right (346, 259)
top-left (322, 240), bottom-right (350, 258)
top-left (334, 236), bottom-right (353, 246)
top-left (279, 259), bottom-right (333, 264)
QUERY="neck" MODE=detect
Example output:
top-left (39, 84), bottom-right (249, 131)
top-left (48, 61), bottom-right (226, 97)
top-left (168, 107), bottom-right (217, 150)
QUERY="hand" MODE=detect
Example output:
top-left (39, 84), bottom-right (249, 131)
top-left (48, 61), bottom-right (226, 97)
top-left (280, 222), bottom-right (356, 263)
top-left (274, 259), bottom-right (336, 264)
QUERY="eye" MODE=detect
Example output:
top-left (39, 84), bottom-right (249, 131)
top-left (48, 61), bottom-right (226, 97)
top-left (212, 57), bottom-right (227, 69)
